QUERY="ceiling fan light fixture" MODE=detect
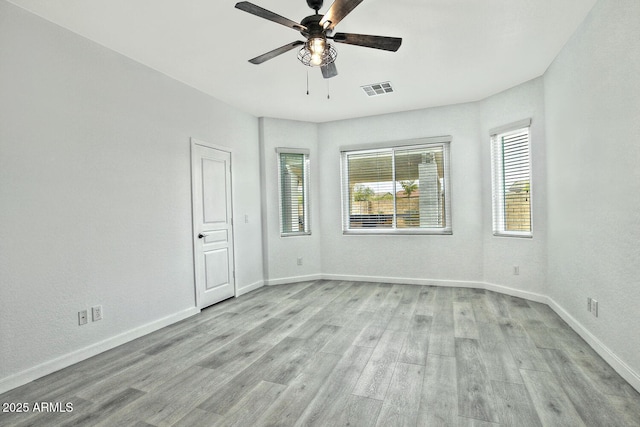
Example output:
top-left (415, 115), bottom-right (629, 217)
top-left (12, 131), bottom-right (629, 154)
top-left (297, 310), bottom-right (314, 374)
top-left (309, 37), bottom-right (325, 66)
top-left (297, 41), bottom-right (337, 67)
top-left (310, 53), bottom-right (323, 66)
top-left (309, 36), bottom-right (325, 53)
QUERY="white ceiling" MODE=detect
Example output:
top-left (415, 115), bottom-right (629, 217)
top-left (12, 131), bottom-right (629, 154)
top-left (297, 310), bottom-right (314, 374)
top-left (7, 0), bottom-right (597, 123)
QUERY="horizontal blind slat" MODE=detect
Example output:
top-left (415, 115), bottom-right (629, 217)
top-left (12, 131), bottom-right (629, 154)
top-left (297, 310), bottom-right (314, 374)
top-left (279, 152), bottom-right (309, 235)
top-left (491, 126), bottom-right (531, 236)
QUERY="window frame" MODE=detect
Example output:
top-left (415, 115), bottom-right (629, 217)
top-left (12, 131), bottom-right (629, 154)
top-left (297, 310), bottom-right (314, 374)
top-left (340, 136), bottom-right (452, 236)
top-left (276, 148), bottom-right (311, 237)
top-left (490, 119), bottom-right (533, 238)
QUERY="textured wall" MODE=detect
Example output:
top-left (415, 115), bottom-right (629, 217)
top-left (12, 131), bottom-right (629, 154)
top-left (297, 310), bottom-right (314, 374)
top-left (480, 78), bottom-right (548, 296)
top-left (544, 0), bottom-right (640, 382)
top-left (259, 118), bottom-right (322, 284)
top-left (317, 103), bottom-right (484, 284)
top-left (0, 1), bottom-right (264, 391)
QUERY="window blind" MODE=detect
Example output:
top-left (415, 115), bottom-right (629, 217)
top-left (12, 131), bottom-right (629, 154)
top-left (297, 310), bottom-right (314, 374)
top-left (491, 126), bottom-right (532, 237)
top-left (278, 150), bottom-right (310, 236)
top-left (345, 150), bottom-right (394, 228)
top-left (341, 140), bottom-right (451, 234)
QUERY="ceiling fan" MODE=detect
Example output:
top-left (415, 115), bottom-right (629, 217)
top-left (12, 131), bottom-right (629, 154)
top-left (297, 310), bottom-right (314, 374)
top-left (235, 0), bottom-right (402, 79)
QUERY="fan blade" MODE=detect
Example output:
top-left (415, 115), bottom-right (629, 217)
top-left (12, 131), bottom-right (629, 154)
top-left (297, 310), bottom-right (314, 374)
top-left (235, 2), bottom-right (307, 32)
top-left (332, 33), bottom-right (402, 51)
top-left (319, 0), bottom-right (364, 31)
top-left (248, 41), bottom-right (305, 64)
top-left (321, 62), bottom-right (338, 79)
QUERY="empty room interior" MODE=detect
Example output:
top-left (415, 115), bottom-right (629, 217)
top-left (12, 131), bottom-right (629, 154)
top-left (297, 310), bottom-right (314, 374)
top-left (1, 0), bottom-right (639, 425)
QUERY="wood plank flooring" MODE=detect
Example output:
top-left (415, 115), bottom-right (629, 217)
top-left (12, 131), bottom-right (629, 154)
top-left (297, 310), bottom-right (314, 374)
top-left (1, 280), bottom-right (639, 426)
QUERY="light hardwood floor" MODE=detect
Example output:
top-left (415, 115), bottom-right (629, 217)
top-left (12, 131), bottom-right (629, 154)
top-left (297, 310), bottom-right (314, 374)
top-left (1, 280), bottom-right (639, 426)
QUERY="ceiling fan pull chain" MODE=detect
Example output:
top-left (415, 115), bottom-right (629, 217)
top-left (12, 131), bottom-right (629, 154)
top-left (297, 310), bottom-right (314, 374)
top-left (306, 70), bottom-right (310, 95)
top-left (327, 80), bottom-right (331, 100)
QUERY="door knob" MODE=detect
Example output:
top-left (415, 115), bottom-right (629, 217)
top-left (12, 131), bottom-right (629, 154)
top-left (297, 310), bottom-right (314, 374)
top-left (198, 233), bottom-right (206, 239)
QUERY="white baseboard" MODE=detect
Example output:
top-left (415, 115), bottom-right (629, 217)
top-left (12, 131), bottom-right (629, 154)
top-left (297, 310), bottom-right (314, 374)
top-left (272, 273), bottom-right (640, 393)
top-left (237, 279), bottom-right (264, 297)
top-left (322, 274), bottom-right (550, 303)
top-left (265, 273), bottom-right (323, 286)
top-left (322, 273), bottom-right (479, 288)
top-left (481, 281), bottom-right (550, 305)
top-left (544, 297), bottom-right (640, 393)
top-left (0, 307), bottom-right (199, 395)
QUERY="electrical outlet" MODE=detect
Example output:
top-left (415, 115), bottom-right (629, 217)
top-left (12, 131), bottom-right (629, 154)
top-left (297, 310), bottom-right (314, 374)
top-left (297, 257), bottom-right (303, 266)
top-left (587, 297), bottom-right (592, 312)
top-left (513, 266), bottom-right (520, 275)
top-left (591, 299), bottom-right (598, 317)
top-left (92, 305), bottom-right (103, 322)
top-left (78, 310), bottom-right (88, 326)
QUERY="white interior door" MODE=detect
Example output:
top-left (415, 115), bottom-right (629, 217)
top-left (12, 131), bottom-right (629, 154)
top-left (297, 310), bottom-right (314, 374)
top-left (191, 139), bottom-right (235, 308)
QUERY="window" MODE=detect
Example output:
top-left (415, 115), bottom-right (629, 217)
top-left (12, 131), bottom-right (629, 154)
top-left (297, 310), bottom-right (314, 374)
top-left (340, 137), bottom-right (451, 234)
top-left (277, 148), bottom-right (310, 236)
top-left (490, 119), bottom-right (532, 237)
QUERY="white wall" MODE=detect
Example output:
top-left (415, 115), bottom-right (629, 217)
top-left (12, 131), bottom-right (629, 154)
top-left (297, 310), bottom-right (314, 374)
top-left (480, 78), bottom-right (548, 296)
top-left (317, 104), bottom-right (485, 285)
top-left (259, 118), bottom-right (322, 284)
top-left (0, 1), bottom-right (264, 392)
top-left (544, 0), bottom-right (640, 383)
top-left (312, 80), bottom-right (549, 295)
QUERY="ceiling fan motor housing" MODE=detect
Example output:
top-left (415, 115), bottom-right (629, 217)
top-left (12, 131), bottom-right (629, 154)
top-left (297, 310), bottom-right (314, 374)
top-left (300, 14), bottom-right (325, 39)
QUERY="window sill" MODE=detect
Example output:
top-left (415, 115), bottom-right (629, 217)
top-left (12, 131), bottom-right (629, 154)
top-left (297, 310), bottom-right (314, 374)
top-left (281, 232), bottom-right (312, 237)
top-left (492, 232), bottom-right (533, 238)
top-left (343, 228), bottom-right (452, 236)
